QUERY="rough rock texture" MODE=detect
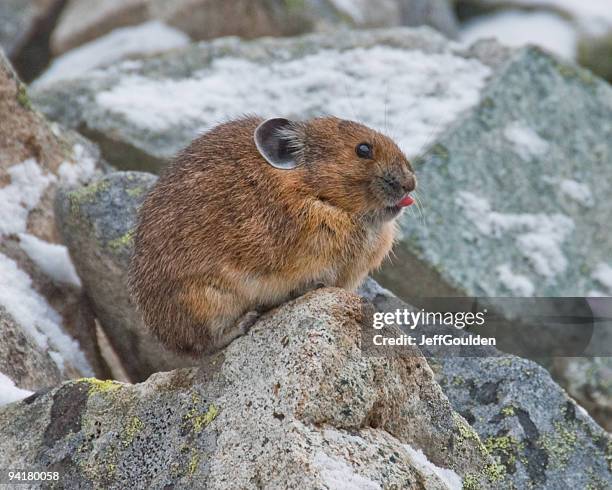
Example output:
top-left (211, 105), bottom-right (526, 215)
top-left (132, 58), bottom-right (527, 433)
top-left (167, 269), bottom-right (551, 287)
top-left (50, 0), bottom-right (458, 55)
top-left (0, 306), bottom-right (63, 390)
top-left (551, 357), bottom-right (612, 432)
top-left (359, 278), bottom-right (612, 489)
top-left (0, 289), bottom-right (496, 489)
top-left (55, 172), bottom-right (193, 381)
top-left (375, 46), bottom-right (612, 299)
top-left (0, 51), bottom-right (110, 385)
top-left (32, 27), bottom-right (494, 173)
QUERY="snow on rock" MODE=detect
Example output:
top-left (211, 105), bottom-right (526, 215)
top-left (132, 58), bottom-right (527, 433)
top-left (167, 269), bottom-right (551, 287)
top-left (497, 0), bottom-right (612, 35)
top-left (0, 159), bottom-right (57, 236)
top-left (503, 121), bottom-right (550, 160)
top-left (403, 445), bottom-right (463, 490)
top-left (592, 263), bottom-right (612, 294)
top-left (330, 0), bottom-right (369, 23)
top-left (58, 144), bottom-right (102, 186)
top-left (0, 371), bottom-right (32, 406)
top-left (457, 191), bottom-right (574, 278)
top-left (0, 252), bottom-right (92, 376)
top-left (461, 10), bottom-right (578, 60)
top-left (34, 21), bottom-right (190, 87)
top-left (313, 452), bottom-right (381, 490)
top-left (18, 233), bottom-right (81, 287)
top-left (558, 179), bottom-right (594, 207)
top-left (496, 264), bottom-right (535, 296)
top-left (94, 46), bottom-right (491, 158)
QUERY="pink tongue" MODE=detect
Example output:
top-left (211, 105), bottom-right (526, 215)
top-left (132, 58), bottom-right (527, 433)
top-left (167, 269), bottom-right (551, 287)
top-left (398, 195), bottom-right (415, 207)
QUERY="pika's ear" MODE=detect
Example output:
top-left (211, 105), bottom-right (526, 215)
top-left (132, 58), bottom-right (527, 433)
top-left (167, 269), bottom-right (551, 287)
top-left (254, 118), bottom-right (302, 170)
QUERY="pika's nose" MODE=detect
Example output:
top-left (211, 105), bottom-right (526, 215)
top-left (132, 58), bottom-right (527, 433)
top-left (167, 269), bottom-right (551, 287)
top-left (402, 172), bottom-right (416, 193)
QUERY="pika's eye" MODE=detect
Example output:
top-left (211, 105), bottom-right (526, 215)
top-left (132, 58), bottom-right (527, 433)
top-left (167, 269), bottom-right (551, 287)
top-left (355, 143), bottom-right (373, 159)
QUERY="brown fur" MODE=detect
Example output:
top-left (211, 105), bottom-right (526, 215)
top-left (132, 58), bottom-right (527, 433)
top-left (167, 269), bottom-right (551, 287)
top-left (129, 116), bottom-right (416, 355)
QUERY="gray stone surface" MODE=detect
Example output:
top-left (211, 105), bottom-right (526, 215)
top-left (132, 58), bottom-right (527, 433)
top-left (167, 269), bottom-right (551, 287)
top-left (0, 50), bottom-right (110, 385)
top-left (32, 27), bottom-right (492, 173)
top-left (0, 306), bottom-right (63, 390)
top-left (0, 288), bottom-right (496, 489)
top-left (550, 357), bottom-right (612, 432)
top-left (359, 278), bottom-right (612, 489)
top-left (457, 0), bottom-right (612, 83)
top-left (50, 0), bottom-right (458, 55)
top-left (55, 172), bottom-right (193, 382)
top-left (376, 46), bottom-right (612, 300)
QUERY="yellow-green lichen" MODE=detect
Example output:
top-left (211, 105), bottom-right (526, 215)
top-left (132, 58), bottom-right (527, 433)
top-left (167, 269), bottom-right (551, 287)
top-left (17, 83), bottom-right (32, 110)
top-left (484, 462), bottom-right (506, 482)
top-left (188, 451), bottom-right (201, 476)
top-left (484, 435), bottom-right (523, 471)
top-left (462, 473), bottom-right (480, 490)
top-left (69, 180), bottom-right (111, 216)
top-left (126, 186), bottom-right (146, 197)
top-left (501, 406), bottom-right (515, 417)
top-left (184, 392), bottom-right (219, 433)
top-left (80, 377), bottom-right (123, 394)
top-left (453, 413), bottom-right (488, 457)
top-left (538, 423), bottom-right (578, 469)
top-left (192, 404), bottom-right (219, 433)
top-left (107, 230), bottom-right (134, 251)
top-left (123, 416), bottom-right (144, 446)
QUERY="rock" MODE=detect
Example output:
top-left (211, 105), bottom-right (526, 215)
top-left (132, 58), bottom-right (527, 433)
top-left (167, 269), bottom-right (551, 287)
top-left (359, 278), bottom-right (612, 489)
top-left (457, 0), bottom-right (612, 83)
top-left (50, 0), bottom-right (458, 55)
top-left (0, 305), bottom-right (63, 390)
top-left (578, 32), bottom-right (612, 83)
top-left (550, 357), bottom-right (612, 432)
top-left (33, 20), bottom-right (191, 87)
top-left (374, 46), bottom-right (612, 300)
top-left (55, 172), bottom-right (193, 381)
top-left (0, 50), bottom-right (110, 391)
top-left (0, 288), bottom-right (497, 488)
top-left (460, 9), bottom-right (579, 60)
top-left (33, 27), bottom-right (494, 173)
top-left (0, 0), bottom-right (64, 80)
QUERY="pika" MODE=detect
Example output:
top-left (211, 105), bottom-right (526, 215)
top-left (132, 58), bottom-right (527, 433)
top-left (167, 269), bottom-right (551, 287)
top-left (129, 116), bottom-right (416, 355)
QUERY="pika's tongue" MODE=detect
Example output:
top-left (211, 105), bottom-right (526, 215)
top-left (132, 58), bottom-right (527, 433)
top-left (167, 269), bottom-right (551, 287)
top-left (398, 195), bottom-right (415, 207)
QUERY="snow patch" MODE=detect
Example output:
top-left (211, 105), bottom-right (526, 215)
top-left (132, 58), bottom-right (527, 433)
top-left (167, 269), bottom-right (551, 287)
top-left (313, 452), bottom-right (381, 490)
top-left (0, 252), bottom-right (92, 375)
top-left (559, 179), bottom-right (594, 207)
top-left (403, 445), bottom-right (462, 490)
top-left (496, 264), bottom-right (535, 296)
top-left (95, 46), bottom-right (491, 157)
top-left (19, 233), bottom-right (81, 287)
top-left (34, 21), bottom-right (190, 86)
top-left (504, 121), bottom-right (550, 161)
top-left (461, 10), bottom-right (577, 60)
top-left (330, 0), bottom-right (368, 23)
top-left (502, 0), bottom-right (612, 35)
top-left (457, 191), bottom-right (574, 278)
top-left (0, 159), bottom-right (56, 236)
top-left (0, 372), bottom-right (33, 406)
top-left (592, 263), bottom-right (612, 293)
top-left (58, 144), bottom-right (99, 186)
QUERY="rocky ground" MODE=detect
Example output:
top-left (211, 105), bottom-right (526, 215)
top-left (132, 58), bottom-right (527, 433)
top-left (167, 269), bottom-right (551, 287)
top-left (0, 1), bottom-right (611, 489)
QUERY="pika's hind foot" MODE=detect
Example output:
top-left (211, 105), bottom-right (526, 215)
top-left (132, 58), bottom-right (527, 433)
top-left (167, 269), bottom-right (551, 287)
top-left (214, 310), bottom-right (260, 350)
